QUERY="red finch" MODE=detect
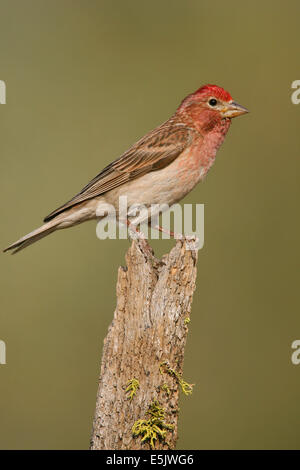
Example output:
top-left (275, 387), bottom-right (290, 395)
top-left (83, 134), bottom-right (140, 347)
top-left (4, 84), bottom-right (248, 254)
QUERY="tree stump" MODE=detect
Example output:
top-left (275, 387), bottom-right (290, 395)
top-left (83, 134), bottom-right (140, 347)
top-left (90, 238), bottom-right (198, 450)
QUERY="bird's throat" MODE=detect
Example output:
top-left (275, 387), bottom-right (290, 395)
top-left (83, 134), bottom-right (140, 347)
top-left (188, 118), bottom-right (231, 181)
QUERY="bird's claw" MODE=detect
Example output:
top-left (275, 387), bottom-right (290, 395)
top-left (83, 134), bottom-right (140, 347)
top-left (182, 234), bottom-right (200, 251)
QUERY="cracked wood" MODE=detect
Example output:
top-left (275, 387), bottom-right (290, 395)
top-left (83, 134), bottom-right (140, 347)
top-left (90, 238), bottom-right (198, 450)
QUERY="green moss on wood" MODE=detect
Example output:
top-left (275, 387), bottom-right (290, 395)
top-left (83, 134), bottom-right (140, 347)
top-left (126, 377), bottom-right (140, 401)
top-left (132, 400), bottom-right (174, 449)
top-left (161, 383), bottom-right (171, 396)
top-left (159, 361), bottom-right (194, 396)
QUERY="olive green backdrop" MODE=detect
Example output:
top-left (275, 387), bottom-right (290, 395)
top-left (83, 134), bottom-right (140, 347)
top-left (1, 0), bottom-right (299, 449)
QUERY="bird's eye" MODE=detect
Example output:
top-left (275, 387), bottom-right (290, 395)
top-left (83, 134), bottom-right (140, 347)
top-left (208, 98), bottom-right (218, 107)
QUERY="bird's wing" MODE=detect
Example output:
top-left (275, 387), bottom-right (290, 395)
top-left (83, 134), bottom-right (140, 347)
top-left (44, 124), bottom-right (195, 222)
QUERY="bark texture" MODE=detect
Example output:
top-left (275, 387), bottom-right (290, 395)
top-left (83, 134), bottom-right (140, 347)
top-left (90, 238), bottom-right (198, 450)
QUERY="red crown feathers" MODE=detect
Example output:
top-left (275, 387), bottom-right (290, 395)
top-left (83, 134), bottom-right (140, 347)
top-left (195, 84), bottom-right (232, 102)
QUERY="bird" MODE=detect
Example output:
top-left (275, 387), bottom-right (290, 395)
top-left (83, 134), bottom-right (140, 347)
top-left (4, 84), bottom-right (248, 254)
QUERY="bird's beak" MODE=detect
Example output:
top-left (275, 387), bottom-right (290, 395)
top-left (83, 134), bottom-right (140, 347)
top-left (222, 101), bottom-right (249, 118)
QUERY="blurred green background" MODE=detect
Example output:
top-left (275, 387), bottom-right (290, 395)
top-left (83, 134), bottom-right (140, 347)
top-left (1, 0), bottom-right (300, 449)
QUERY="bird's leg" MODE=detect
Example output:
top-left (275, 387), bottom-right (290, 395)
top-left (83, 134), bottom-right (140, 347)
top-left (153, 224), bottom-right (182, 239)
top-left (153, 225), bottom-right (199, 250)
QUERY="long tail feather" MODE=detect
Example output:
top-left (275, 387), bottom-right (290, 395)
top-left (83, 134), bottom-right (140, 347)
top-left (3, 221), bottom-right (59, 255)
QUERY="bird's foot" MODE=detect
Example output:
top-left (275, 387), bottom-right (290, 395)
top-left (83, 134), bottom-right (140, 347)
top-left (184, 234), bottom-right (200, 251)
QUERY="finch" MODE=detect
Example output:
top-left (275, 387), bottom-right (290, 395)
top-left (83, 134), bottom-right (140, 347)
top-left (4, 84), bottom-right (248, 254)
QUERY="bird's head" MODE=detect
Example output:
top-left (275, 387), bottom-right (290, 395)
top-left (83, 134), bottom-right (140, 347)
top-left (178, 84), bottom-right (249, 132)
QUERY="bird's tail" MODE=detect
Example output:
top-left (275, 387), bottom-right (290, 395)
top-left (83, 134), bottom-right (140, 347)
top-left (3, 219), bottom-right (61, 255)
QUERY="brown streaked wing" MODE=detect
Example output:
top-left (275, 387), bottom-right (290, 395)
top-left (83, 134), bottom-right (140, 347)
top-left (43, 124), bottom-right (195, 222)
